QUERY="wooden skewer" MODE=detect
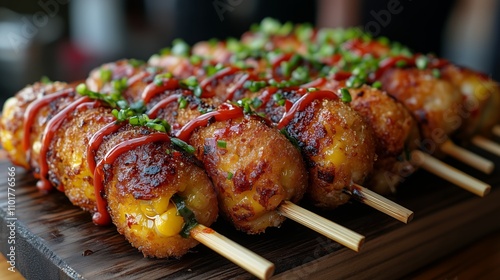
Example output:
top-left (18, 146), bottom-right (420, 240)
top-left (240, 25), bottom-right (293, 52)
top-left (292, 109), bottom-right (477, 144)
top-left (348, 184), bottom-right (414, 224)
top-left (493, 125), bottom-right (500, 137)
top-left (190, 224), bottom-right (275, 280)
top-left (277, 201), bottom-right (365, 252)
top-left (440, 140), bottom-right (494, 174)
top-left (471, 135), bottom-right (500, 157)
top-left (411, 150), bottom-right (491, 197)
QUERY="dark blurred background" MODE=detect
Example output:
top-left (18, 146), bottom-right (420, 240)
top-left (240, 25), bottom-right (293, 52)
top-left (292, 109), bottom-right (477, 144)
top-left (0, 0), bottom-right (499, 107)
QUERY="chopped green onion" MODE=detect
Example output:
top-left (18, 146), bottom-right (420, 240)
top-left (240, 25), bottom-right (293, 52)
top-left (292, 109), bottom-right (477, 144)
top-left (171, 137), bottom-right (195, 154)
top-left (372, 81), bottom-right (382, 89)
top-left (395, 60), bottom-right (407, 68)
top-left (100, 68), bottom-right (112, 83)
top-left (415, 55), bottom-right (428, 70)
top-left (178, 96), bottom-right (188, 109)
top-left (251, 97), bottom-right (263, 109)
top-left (171, 39), bottom-right (190, 57)
top-left (273, 93), bottom-right (286, 106)
top-left (227, 172), bottom-right (234, 180)
top-left (40, 76), bottom-right (52, 84)
top-left (307, 87), bottom-right (318, 92)
top-left (432, 68), bottom-right (441, 79)
top-left (181, 76), bottom-right (199, 87)
top-left (129, 100), bottom-right (146, 113)
top-left (193, 86), bottom-right (202, 97)
top-left (189, 55), bottom-right (202, 65)
top-left (112, 77), bottom-right (128, 92)
top-left (340, 88), bottom-right (352, 102)
top-left (217, 140), bottom-right (227, 148)
top-left (291, 66), bottom-right (309, 83)
top-left (171, 194), bottom-right (199, 238)
top-left (154, 73), bottom-right (173, 86)
top-left (129, 59), bottom-right (145, 68)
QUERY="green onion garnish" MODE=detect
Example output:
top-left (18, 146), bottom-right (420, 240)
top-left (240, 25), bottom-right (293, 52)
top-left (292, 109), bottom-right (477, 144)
top-left (171, 195), bottom-right (199, 238)
top-left (340, 88), bottom-right (352, 102)
top-left (432, 68), bottom-right (441, 79)
top-left (171, 137), bottom-right (195, 154)
top-left (217, 140), bottom-right (227, 148)
top-left (415, 56), bottom-right (428, 70)
top-left (100, 68), bottom-right (112, 83)
top-left (372, 81), bottom-right (382, 89)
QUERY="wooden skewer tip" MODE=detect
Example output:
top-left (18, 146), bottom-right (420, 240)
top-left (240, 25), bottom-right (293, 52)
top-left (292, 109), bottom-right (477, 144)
top-left (190, 224), bottom-right (275, 280)
top-left (411, 150), bottom-right (491, 197)
top-left (278, 201), bottom-right (365, 252)
top-left (351, 184), bottom-right (414, 224)
top-left (471, 135), bottom-right (500, 157)
top-left (440, 140), bottom-right (494, 174)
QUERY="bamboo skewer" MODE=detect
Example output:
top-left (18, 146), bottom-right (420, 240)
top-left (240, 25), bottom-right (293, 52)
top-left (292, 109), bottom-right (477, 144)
top-left (493, 125), bottom-right (500, 137)
top-left (440, 140), bottom-right (494, 174)
top-left (411, 150), bottom-right (491, 197)
top-left (277, 201), bottom-right (365, 252)
top-left (190, 224), bottom-right (275, 280)
top-left (348, 184), bottom-right (414, 224)
top-left (471, 135), bottom-right (500, 157)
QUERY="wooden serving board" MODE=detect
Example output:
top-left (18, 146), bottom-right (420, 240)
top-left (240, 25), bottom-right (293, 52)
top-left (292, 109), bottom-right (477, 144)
top-left (1, 143), bottom-right (500, 279)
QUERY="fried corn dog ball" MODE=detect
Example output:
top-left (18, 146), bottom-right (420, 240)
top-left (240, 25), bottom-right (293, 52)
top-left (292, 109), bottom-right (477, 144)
top-left (97, 125), bottom-right (218, 258)
top-left (441, 65), bottom-right (500, 141)
top-left (0, 81), bottom-right (70, 168)
top-left (282, 97), bottom-right (376, 208)
top-left (342, 85), bottom-right (420, 194)
top-left (46, 105), bottom-right (115, 212)
top-left (188, 114), bottom-right (308, 234)
top-left (380, 68), bottom-right (462, 152)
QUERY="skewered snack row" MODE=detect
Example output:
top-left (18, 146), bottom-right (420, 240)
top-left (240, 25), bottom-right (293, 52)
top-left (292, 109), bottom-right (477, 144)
top-left (1, 18), bottom-right (498, 278)
top-left (148, 18), bottom-right (499, 195)
top-left (0, 81), bottom-right (278, 279)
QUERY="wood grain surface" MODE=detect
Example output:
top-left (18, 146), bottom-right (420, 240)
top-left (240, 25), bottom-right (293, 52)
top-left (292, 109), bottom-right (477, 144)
top-left (0, 142), bottom-right (499, 279)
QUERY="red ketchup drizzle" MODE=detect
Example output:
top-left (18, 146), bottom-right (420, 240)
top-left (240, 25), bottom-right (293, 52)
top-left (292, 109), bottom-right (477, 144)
top-left (127, 71), bottom-right (151, 87)
top-left (300, 77), bottom-right (327, 88)
top-left (87, 122), bottom-right (125, 173)
top-left (75, 101), bottom-right (102, 111)
top-left (333, 71), bottom-right (353, 81)
top-left (277, 90), bottom-right (339, 130)
top-left (92, 133), bottom-right (171, 225)
top-left (141, 79), bottom-right (180, 103)
top-left (225, 73), bottom-right (250, 101)
top-left (147, 94), bottom-right (182, 119)
top-left (257, 87), bottom-right (278, 106)
top-left (200, 67), bottom-right (240, 98)
top-left (343, 38), bottom-right (384, 57)
top-left (372, 55), bottom-right (450, 82)
top-left (37, 97), bottom-right (92, 192)
top-left (321, 54), bottom-right (342, 66)
top-left (23, 89), bottom-right (73, 155)
top-left (175, 103), bottom-right (244, 142)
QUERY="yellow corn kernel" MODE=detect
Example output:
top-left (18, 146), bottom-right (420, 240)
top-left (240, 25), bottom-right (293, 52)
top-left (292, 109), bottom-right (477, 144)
top-left (186, 192), bottom-right (209, 211)
top-left (84, 184), bottom-right (96, 200)
top-left (70, 151), bottom-right (83, 169)
top-left (152, 195), bottom-right (170, 215)
top-left (242, 190), bottom-right (265, 216)
top-left (32, 140), bottom-right (42, 155)
top-left (139, 200), bottom-right (157, 218)
top-left (155, 206), bottom-right (184, 237)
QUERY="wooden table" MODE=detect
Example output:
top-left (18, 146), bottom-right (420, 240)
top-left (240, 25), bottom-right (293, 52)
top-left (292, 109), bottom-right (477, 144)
top-left (0, 143), bottom-right (499, 279)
